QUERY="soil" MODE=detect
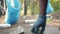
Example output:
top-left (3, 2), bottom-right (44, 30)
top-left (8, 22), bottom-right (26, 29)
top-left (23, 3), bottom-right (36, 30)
top-left (0, 15), bottom-right (60, 34)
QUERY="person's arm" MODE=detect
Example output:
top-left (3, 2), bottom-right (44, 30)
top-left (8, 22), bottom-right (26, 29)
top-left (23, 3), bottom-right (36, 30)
top-left (39, 0), bottom-right (48, 16)
top-left (31, 0), bottom-right (48, 34)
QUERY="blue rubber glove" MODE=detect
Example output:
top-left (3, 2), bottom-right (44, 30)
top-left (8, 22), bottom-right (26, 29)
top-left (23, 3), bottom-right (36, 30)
top-left (31, 15), bottom-right (46, 34)
top-left (5, 0), bottom-right (20, 25)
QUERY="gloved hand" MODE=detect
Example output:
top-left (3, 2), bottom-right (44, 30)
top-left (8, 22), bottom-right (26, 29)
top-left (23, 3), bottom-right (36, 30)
top-left (31, 15), bottom-right (46, 34)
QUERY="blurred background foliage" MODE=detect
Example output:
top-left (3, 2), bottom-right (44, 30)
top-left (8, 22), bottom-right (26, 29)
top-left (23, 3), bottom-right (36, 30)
top-left (19, 0), bottom-right (60, 16)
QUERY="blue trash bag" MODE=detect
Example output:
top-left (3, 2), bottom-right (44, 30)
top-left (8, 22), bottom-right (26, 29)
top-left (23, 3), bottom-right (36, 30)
top-left (46, 0), bottom-right (54, 14)
top-left (5, 0), bottom-right (21, 25)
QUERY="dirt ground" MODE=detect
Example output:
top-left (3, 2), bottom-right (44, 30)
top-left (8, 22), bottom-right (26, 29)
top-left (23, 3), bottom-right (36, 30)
top-left (0, 16), bottom-right (60, 34)
top-left (0, 15), bottom-right (60, 26)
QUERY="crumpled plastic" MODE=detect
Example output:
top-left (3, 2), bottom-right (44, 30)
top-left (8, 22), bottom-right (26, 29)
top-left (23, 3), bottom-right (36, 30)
top-left (46, 0), bottom-right (54, 14)
top-left (5, 0), bottom-right (20, 25)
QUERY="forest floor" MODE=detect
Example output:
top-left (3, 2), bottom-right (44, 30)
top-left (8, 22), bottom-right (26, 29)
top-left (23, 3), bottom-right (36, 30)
top-left (0, 15), bottom-right (60, 34)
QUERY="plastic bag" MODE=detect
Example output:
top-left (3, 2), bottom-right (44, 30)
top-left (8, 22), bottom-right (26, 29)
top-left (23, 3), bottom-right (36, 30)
top-left (46, 0), bottom-right (54, 14)
top-left (5, 0), bottom-right (20, 25)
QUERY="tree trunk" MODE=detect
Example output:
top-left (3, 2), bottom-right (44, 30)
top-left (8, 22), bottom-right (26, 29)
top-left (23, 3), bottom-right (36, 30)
top-left (24, 0), bottom-right (28, 15)
top-left (31, 0), bottom-right (35, 15)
